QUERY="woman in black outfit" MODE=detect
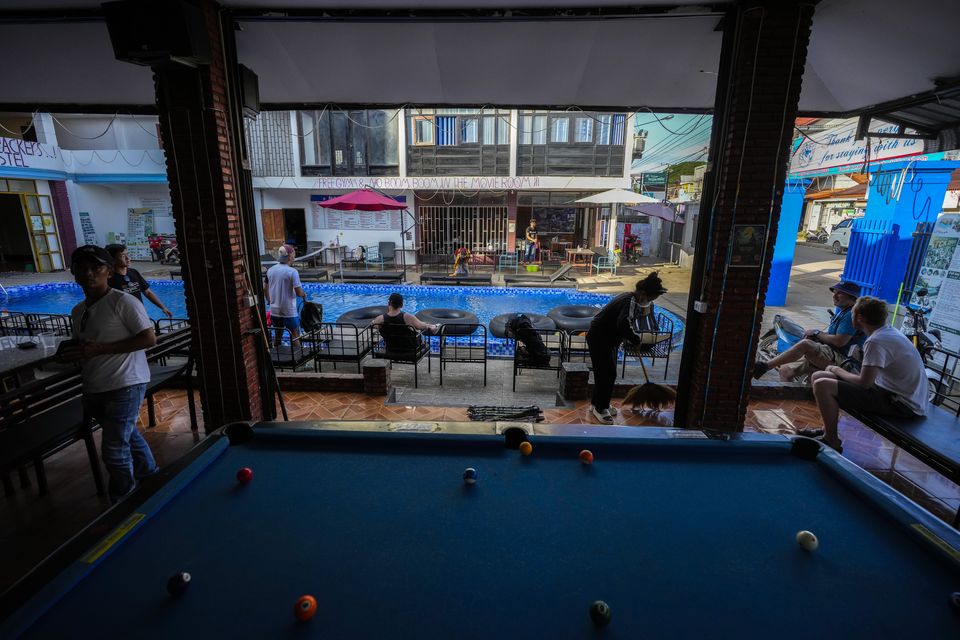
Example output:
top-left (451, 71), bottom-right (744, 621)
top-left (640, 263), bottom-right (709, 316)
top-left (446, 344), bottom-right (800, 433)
top-left (586, 272), bottom-right (667, 423)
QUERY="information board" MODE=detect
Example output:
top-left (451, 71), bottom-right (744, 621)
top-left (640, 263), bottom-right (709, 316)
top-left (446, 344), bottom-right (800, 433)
top-left (914, 213), bottom-right (960, 351)
top-left (126, 208), bottom-right (154, 261)
top-left (78, 211), bottom-right (97, 245)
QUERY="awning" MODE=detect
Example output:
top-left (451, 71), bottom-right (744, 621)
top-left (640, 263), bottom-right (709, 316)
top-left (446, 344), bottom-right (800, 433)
top-left (627, 203), bottom-right (685, 224)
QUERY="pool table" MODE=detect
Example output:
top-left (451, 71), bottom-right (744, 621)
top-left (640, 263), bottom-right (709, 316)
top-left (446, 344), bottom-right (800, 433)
top-left (3, 422), bottom-right (960, 639)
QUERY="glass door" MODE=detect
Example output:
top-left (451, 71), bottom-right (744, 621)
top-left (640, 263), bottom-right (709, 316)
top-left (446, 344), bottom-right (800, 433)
top-left (22, 193), bottom-right (63, 272)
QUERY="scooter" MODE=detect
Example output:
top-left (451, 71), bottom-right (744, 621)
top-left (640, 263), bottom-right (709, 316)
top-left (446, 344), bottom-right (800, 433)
top-left (804, 228), bottom-right (828, 244)
top-left (901, 289), bottom-right (945, 403)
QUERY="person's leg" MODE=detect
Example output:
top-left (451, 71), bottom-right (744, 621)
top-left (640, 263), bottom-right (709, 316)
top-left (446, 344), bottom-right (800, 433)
top-left (87, 388), bottom-right (143, 502)
top-left (588, 335), bottom-right (615, 415)
top-left (811, 372), bottom-right (842, 449)
top-left (123, 383), bottom-right (157, 480)
top-left (285, 316), bottom-right (301, 344)
top-left (271, 316), bottom-right (285, 347)
top-left (765, 338), bottom-right (826, 370)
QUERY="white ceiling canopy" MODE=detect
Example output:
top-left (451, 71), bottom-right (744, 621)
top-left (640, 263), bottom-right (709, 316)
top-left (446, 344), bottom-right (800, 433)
top-left (0, 0), bottom-right (957, 116)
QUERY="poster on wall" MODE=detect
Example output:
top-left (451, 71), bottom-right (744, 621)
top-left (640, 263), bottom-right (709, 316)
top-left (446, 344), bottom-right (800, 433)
top-left (126, 208), bottom-right (154, 260)
top-left (139, 195), bottom-right (172, 217)
top-left (729, 224), bottom-right (765, 267)
top-left (309, 194), bottom-right (403, 231)
top-left (913, 213), bottom-right (960, 351)
top-left (78, 211), bottom-right (97, 245)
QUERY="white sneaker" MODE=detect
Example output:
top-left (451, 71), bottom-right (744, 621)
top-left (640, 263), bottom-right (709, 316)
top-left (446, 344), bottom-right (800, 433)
top-left (607, 406), bottom-right (618, 417)
top-left (591, 405), bottom-right (614, 424)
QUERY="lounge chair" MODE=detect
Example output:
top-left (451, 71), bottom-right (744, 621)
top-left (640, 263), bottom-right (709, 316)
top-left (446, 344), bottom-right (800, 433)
top-left (420, 272), bottom-right (492, 286)
top-left (503, 263), bottom-right (577, 288)
top-left (336, 270), bottom-right (405, 284)
top-left (372, 323), bottom-right (431, 388)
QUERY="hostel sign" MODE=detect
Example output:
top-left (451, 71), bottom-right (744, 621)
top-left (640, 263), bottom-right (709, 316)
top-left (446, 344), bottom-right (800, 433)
top-left (0, 137), bottom-right (60, 169)
top-left (789, 119), bottom-right (925, 177)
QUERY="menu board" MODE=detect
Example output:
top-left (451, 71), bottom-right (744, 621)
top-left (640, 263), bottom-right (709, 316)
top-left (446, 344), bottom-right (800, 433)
top-left (126, 208), bottom-right (155, 260)
top-left (78, 211), bottom-right (97, 245)
top-left (913, 213), bottom-right (960, 351)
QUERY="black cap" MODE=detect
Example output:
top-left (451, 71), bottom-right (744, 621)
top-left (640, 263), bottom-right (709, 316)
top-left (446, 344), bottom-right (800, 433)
top-left (71, 245), bottom-right (112, 267)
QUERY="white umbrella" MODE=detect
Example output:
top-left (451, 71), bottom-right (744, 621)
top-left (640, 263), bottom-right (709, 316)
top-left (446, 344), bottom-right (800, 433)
top-left (575, 189), bottom-right (660, 205)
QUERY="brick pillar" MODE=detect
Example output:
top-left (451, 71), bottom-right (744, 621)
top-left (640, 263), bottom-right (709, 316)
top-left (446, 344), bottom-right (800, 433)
top-left (152, 0), bottom-right (266, 430)
top-left (675, 1), bottom-right (814, 431)
top-left (49, 181), bottom-right (78, 261)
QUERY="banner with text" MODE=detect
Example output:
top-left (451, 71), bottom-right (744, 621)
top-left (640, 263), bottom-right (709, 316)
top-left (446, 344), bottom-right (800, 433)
top-left (913, 213), bottom-right (960, 352)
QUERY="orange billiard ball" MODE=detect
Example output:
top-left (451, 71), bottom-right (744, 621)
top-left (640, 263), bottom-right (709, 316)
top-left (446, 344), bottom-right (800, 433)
top-left (579, 449), bottom-right (594, 465)
top-left (294, 595), bottom-right (317, 621)
top-left (519, 441), bottom-right (533, 456)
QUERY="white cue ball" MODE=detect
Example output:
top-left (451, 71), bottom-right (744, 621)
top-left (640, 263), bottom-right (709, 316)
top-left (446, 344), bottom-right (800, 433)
top-left (796, 530), bottom-right (819, 551)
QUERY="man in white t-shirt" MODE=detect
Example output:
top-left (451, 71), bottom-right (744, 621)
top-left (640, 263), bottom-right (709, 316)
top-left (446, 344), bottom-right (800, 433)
top-left (810, 296), bottom-right (928, 453)
top-left (60, 245), bottom-right (158, 502)
top-left (266, 244), bottom-right (307, 346)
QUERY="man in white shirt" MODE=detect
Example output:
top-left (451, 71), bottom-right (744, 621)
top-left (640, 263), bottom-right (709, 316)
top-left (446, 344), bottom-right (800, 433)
top-left (810, 296), bottom-right (928, 453)
top-left (266, 244), bottom-right (307, 346)
top-left (60, 245), bottom-right (158, 502)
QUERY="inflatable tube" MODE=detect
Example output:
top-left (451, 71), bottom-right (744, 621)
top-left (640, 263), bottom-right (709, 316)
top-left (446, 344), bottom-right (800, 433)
top-left (488, 312), bottom-right (556, 339)
top-left (414, 308), bottom-right (479, 336)
top-left (547, 305), bottom-right (600, 333)
top-left (336, 306), bottom-right (388, 327)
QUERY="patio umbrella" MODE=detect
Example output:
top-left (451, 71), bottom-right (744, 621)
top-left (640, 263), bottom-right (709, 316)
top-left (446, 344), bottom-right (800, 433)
top-left (575, 189), bottom-right (661, 205)
top-left (317, 187), bottom-right (412, 280)
top-left (627, 202), bottom-right (684, 224)
top-left (575, 189), bottom-right (661, 251)
top-left (316, 188), bottom-right (407, 211)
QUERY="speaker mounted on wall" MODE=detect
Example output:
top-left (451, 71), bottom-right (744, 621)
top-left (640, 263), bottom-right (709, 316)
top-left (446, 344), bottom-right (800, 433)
top-left (103, 0), bottom-right (211, 68)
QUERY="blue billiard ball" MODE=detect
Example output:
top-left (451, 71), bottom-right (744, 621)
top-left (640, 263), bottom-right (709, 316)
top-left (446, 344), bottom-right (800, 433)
top-left (463, 468), bottom-right (478, 484)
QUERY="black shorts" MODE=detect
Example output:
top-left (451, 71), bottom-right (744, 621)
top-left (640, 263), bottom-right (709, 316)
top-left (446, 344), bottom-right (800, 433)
top-left (837, 381), bottom-right (917, 419)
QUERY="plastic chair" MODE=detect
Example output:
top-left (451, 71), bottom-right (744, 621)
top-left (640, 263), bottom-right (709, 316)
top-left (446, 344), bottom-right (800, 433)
top-left (497, 252), bottom-right (519, 273)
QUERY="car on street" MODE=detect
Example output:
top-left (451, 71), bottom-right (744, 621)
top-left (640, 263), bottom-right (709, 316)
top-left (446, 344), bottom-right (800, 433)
top-left (827, 216), bottom-right (863, 254)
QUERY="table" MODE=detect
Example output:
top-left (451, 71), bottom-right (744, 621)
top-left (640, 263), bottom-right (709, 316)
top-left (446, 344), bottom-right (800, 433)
top-left (565, 248), bottom-right (594, 269)
top-left (321, 245), bottom-right (347, 266)
top-left (5, 424), bottom-right (960, 638)
top-left (0, 335), bottom-right (69, 391)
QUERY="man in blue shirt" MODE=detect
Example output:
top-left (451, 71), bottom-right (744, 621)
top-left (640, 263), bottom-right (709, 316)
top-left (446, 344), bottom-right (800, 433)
top-left (753, 280), bottom-right (863, 382)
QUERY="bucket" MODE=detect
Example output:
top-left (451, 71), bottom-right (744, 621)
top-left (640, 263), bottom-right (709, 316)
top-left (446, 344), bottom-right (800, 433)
top-left (526, 265), bottom-right (540, 273)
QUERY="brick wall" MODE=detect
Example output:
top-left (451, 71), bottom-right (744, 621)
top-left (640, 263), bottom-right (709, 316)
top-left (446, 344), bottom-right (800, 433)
top-left (49, 181), bottom-right (78, 260)
top-left (678, 1), bottom-right (814, 430)
top-left (153, 0), bottom-right (264, 430)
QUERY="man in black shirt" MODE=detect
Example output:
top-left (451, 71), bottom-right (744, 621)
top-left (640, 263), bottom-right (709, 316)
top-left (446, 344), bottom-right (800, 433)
top-left (105, 244), bottom-right (173, 319)
top-left (587, 272), bottom-right (667, 423)
top-left (524, 219), bottom-right (538, 263)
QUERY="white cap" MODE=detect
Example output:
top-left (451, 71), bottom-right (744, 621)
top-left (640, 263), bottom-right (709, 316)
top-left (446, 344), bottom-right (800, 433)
top-left (276, 245), bottom-right (292, 262)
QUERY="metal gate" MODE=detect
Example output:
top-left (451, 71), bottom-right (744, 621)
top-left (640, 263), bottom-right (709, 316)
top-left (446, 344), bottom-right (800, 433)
top-left (841, 218), bottom-right (898, 296)
top-left (418, 204), bottom-right (508, 255)
top-left (902, 221), bottom-right (935, 297)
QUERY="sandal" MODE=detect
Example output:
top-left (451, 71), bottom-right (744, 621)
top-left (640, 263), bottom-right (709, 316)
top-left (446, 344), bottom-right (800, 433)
top-left (814, 435), bottom-right (843, 454)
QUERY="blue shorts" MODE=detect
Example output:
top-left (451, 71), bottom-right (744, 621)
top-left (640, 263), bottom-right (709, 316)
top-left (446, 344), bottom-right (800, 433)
top-left (271, 315), bottom-right (300, 331)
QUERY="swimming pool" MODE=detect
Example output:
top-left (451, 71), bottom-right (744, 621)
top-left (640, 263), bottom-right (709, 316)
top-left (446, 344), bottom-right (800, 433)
top-left (1, 281), bottom-right (685, 354)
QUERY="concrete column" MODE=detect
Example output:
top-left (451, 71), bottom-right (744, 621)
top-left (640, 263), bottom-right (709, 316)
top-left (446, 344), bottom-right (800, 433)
top-left (766, 177), bottom-right (811, 306)
top-left (674, 1), bottom-right (815, 431)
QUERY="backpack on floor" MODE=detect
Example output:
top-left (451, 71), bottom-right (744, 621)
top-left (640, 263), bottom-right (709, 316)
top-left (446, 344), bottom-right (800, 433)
top-left (506, 314), bottom-right (551, 366)
top-left (300, 301), bottom-right (324, 333)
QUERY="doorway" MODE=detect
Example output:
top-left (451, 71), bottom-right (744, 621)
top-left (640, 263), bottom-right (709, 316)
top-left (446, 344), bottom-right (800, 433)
top-left (0, 194), bottom-right (35, 271)
top-left (283, 209), bottom-right (307, 256)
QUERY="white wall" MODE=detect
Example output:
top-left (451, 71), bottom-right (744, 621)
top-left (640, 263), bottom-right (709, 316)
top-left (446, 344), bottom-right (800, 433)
top-left (66, 183), bottom-right (175, 247)
top-left (257, 188), bottom-right (415, 259)
top-left (52, 114), bottom-right (161, 151)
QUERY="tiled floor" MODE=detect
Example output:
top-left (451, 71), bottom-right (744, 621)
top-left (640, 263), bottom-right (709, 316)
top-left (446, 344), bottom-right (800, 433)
top-left (3, 388), bottom-right (959, 594)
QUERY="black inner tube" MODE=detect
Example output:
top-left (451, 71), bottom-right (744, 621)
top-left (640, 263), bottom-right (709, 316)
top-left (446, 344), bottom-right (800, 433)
top-left (415, 308), bottom-right (479, 336)
top-left (336, 306), bottom-right (388, 327)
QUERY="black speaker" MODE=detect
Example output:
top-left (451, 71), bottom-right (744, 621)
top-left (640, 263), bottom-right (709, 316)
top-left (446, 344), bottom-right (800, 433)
top-left (239, 64), bottom-right (260, 119)
top-left (102, 0), bottom-right (211, 67)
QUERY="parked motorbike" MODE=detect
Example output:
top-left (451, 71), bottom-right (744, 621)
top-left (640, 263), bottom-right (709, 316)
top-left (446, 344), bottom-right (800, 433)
top-left (804, 228), bottom-right (828, 244)
top-left (901, 289), bottom-right (944, 403)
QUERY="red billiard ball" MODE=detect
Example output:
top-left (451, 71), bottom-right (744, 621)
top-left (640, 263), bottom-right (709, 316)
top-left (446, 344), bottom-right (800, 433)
top-left (579, 450), bottom-right (594, 465)
top-left (294, 595), bottom-right (318, 621)
top-left (236, 467), bottom-right (254, 485)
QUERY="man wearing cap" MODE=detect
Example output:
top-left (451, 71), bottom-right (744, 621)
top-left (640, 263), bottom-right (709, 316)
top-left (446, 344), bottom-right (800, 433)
top-left (266, 243), bottom-right (307, 346)
top-left (753, 280), bottom-right (863, 382)
top-left (587, 272), bottom-right (668, 423)
top-left (60, 245), bottom-right (158, 502)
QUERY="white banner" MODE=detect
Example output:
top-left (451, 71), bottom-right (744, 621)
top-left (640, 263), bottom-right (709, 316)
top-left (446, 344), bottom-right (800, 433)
top-left (790, 120), bottom-right (924, 177)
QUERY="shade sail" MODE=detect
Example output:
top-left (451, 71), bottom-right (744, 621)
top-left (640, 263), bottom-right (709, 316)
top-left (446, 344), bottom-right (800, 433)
top-left (627, 202), bottom-right (685, 224)
top-left (315, 189), bottom-right (407, 211)
top-left (575, 189), bottom-right (661, 205)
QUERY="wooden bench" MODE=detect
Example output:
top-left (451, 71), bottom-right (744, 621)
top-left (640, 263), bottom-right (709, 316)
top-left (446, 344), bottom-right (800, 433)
top-left (843, 347), bottom-right (960, 527)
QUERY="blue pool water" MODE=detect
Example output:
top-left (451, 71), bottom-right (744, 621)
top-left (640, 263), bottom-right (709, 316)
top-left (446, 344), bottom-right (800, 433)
top-left (2, 282), bottom-right (685, 353)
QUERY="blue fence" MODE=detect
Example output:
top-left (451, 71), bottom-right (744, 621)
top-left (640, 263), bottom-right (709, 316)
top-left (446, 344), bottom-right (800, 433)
top-left (841, 219), bottom-right (899, 297)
